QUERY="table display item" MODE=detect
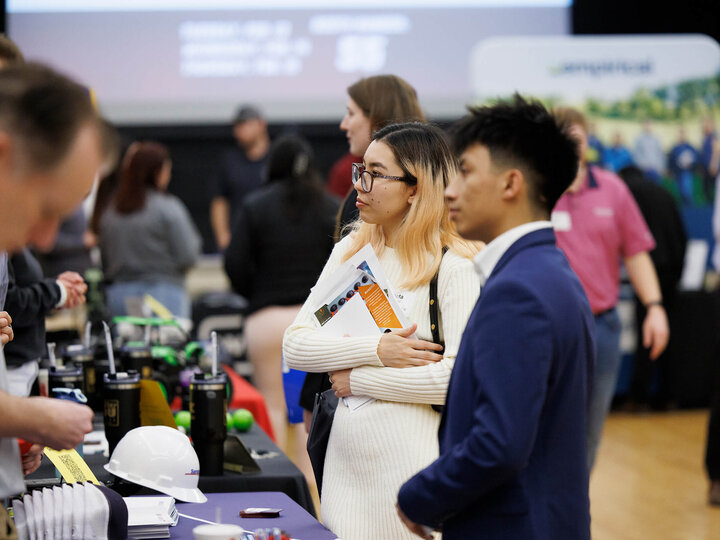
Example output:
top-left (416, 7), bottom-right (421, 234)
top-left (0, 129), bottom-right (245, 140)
top-left (102, 321), bottom-right (141, 455)
top-left (191, 332), bottom-right (227, 476)
top-left (46, 342), bottom-right (82, 393)
top-left (121, 342), bottom-right (153, 380)
top-left (104, 425), bottom-right (207, 503)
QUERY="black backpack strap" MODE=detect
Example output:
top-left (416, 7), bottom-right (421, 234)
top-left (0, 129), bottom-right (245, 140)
top-left (430, 247), bottom-right (448, 414)
top-left (429, 246), bottom-right (448, 348)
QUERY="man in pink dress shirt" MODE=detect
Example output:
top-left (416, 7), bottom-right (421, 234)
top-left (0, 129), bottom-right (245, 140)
top-left (553, 107), bottom-right (670, 471)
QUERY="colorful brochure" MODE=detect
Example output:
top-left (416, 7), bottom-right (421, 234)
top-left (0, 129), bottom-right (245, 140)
top-left (310, 244), bottom-right (412, 411)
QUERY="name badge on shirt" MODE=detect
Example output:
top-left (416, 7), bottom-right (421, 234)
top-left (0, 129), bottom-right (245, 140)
top-left (593, 207), bottom-right (614, 217)
top-left (551, 210), bottom-right (572, 231)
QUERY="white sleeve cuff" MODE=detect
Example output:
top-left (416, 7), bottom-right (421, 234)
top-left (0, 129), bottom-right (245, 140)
top-left (55, 280), bottom-right (68, 308)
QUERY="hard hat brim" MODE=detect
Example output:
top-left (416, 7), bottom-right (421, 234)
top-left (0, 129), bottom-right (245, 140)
top-left (164, 486), bottom-right (208, 504)
top-left (103, 463), bottom-right (208, 504)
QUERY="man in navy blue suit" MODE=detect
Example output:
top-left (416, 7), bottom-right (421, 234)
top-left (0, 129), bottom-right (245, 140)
top-left (396, 95), bottom-right (595, 539)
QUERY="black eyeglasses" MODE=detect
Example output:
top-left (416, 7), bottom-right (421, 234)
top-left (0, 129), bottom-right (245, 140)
top-left (351, 163), bottom-right (416, 193)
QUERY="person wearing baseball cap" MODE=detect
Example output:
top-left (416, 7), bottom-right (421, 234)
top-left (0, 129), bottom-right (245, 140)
top-left (210, 104), bottom-right (270, 250)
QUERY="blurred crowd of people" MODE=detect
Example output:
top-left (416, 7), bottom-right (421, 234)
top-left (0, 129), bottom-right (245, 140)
top-left (586, 118), bottom-right (719, 204)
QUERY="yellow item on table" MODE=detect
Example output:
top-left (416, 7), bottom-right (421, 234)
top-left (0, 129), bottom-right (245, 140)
top-left (43, 448), bottom-right (100, 485)
top-left (140, 380), bottom-right (177, 428)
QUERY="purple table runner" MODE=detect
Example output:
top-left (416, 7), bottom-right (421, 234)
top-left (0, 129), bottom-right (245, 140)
top-left (172, 492), bottom-right (336, 539)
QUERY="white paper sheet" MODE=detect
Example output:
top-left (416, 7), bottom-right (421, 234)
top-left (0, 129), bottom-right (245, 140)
top-left (316, 294), bottom-right (378, 411)
top-left (318, 293), bottom-right (379, 338)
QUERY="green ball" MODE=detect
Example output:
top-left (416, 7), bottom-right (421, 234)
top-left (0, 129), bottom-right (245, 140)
top-left (175, 410), bottom-right (191, 430)
top-left (231, 408), bottom-right (254, 432)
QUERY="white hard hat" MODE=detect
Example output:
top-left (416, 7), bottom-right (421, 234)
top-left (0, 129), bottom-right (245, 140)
top-left (104, 426), bottom-right (208, 503)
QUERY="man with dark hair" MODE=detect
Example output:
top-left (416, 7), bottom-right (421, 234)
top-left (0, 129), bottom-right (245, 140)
top-left (210, 105), bottom-right (270, 250)
top-left (396, 95), bottom-right (594, 539)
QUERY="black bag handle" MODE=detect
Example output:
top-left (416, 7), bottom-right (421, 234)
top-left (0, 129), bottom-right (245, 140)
top-left (429, 246), bottom-right (448, 347)
top-left (430, 247), bottom-right (448, 413)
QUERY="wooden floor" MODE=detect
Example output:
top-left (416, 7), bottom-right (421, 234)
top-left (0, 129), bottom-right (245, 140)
top-left (591, 409), bottom-right (720, 539)
top-left (293, 410), bottom-right (720, 537)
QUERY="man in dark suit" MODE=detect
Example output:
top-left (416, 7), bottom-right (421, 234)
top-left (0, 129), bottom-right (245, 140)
top-left (396, 95), bottom-right (595, 539)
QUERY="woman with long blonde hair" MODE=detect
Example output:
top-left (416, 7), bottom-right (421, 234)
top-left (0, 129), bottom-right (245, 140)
top-left (284, 122), bottom-right (481, 539)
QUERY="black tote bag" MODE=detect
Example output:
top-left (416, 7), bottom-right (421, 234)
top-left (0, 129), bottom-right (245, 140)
top-left (306, 388), bottom-right (338, 495)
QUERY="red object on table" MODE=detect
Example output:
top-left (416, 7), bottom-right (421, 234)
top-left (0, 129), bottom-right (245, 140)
top-left (170, 365), bottom-right (276, 441)
top-left (17, 439), bottom-right (33, 455)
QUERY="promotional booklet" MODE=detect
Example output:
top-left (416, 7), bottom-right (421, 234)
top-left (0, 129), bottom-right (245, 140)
top-left (310, 244), bottom-right (412, 411)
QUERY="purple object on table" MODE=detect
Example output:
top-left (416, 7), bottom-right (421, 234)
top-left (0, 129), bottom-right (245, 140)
top-left (172, 492), bottom-right (336, 539)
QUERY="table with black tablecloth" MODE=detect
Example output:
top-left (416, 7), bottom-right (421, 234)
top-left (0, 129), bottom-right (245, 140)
top-left (27, 423), bottom-right (316, 517)
top-left (171, 492), bottom-right (335, 539)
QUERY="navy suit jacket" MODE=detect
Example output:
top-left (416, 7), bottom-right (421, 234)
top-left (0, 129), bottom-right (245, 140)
top-left (398, 228), bottom-right (594, 539)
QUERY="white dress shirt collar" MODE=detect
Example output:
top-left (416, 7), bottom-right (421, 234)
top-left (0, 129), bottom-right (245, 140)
top-left (473, 221), bottom-right (553, 287)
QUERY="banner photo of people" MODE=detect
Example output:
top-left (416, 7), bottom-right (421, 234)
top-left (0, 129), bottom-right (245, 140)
top-left (470, 35), bottom-right (720, 283)
top-left (471, 34), bottom-right (719, 207)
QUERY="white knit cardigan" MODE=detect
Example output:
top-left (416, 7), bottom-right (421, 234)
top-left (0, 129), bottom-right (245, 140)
top-left (283, 236), bottom-right (480, 540)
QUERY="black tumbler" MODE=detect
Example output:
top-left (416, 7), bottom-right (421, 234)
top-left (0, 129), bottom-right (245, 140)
top-left (90, 342), bottom-right (123, 412)
top-left (190, 373), bottom-right (227, 476)
top-left (103, 371), bottom-right (141, 456)
top-left (63, 344), bottom-right (97, 408)
top-left (48, 365), bottom-right (84, 393)
top-left (121, 344), bottom-right (153, 380)
top-left (179, 368), bottom-right (199, 411)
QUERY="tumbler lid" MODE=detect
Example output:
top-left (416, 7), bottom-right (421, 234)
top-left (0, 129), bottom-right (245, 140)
top-left (63, 343), bottom-right (94, 362)
top-left (49, 365), bottom-right (83, 377)
top-left (103, 370), bottom-right (141, 385)
top-left (191, 372), bottom-right (227, 385)
top-left (121, 342), bottom-right (152, 359)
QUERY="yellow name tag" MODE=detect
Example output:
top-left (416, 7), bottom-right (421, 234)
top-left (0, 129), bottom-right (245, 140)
top-left (42, 448), bottom-right (100, 485)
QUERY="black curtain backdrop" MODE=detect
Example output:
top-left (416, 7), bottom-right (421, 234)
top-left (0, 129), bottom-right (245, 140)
top-left (573, 0), bottom-right (719, 41)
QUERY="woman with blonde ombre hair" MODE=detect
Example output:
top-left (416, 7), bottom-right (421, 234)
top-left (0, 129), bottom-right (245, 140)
top-left (299, 73), bottom-right (427, 429)
top-left (283, 122), bottom-right (482, 539)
